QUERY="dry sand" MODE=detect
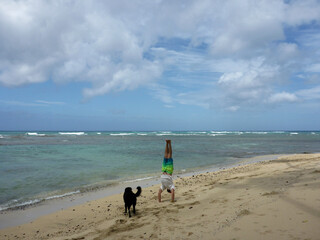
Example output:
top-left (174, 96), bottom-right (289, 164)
top-left (0, 153), bottom-right (319, 240)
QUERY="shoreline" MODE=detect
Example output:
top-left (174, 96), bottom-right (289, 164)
top-left (0, 153), bottom-right (285, 229)
top-left (1, 153), bottom-right (319, 239)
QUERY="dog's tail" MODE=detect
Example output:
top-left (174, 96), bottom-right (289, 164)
top-left (135, 186), bottom-right (142, 197)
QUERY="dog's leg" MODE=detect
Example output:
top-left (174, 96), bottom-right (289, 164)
top-left (124, 204), bottom-right (127, 214)
top-left (128, 207), bottom-right (131, 218)
top-left (133, 203), bottom-right (136, 214)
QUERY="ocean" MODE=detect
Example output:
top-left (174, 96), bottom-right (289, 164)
top-left (1, 131), bottom-right (319, 211)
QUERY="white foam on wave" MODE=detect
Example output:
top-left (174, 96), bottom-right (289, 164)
top-left (208, 134), bottom-right (226, 136)
top-left (110, 133), bottom-right (134, 136)
top-left (0, 199), bottom-right (42, 211)
top-left (26, 132), bottom-right (46, 136)
top-left (0, 134), bottom-right (4, 139)
top-left (137, 133), bottom-right (147, 136)
top-left (45, 190), bottom-right (81, 200)
top-left (0, 190), bottom-right (81, 211)
top-left (156, 131), bottom-right (175, 135)
top-left (59, 132), bottom-right (86, 136)
top-left (187, 131), bottom-right (207, 134)
top-left (211, 131), bottom-right (232, 134)
top-left (97, 132), bottom-right (101, 135)
top-left (156, 132), bottom-right (210, 136)
top-left (156, 133), bottom-right (199, 136)
top-left (124, 176), bottom-right (154, 183)
top-left (290, 132), bottom-right (299, 135)
top-left (211, 131), bottom-right (246, 135)
top-left (247, 132), bottom-right (268, 134)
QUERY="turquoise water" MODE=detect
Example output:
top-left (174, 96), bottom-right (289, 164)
top-left (1, 131), bottom-right (320, 210)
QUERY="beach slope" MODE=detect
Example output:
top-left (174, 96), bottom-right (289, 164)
top-left (1, 153), bottom-right (320, 239)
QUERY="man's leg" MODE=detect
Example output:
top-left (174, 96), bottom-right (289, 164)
top-left (158, 188), bottom-right (163, 202)
top-left (165, 140), bottom-right (172, 159)
top-left (168, 140), bottom-right (172, 159)
top-left (164, 140), bottom-right (169, 159)
top-left (171, 188), bottom-right (175, 202)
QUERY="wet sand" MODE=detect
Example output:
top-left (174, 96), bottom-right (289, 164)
top-left (0, 153), bottom-right (319, 239)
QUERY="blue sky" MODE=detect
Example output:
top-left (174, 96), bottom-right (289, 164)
top-left (1, 0), bottom-right (320, 131)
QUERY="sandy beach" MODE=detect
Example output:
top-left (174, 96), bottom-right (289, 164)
top-left (0, 153), bottom-right (319, 240)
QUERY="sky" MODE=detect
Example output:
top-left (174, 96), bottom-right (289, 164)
top-left (0, 0), bottom-right (320, 131)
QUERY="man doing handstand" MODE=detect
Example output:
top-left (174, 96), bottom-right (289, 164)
top-left (158, 140), bottom-right (175, 202)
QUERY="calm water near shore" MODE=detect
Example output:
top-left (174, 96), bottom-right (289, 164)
top-left (1, 130), bottom-right (319, 211)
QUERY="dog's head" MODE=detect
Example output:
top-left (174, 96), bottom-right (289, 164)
top-left (124, 187), bottom-right (132, 193)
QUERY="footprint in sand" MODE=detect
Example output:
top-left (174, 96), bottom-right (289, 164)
top-left (185, 196), bottom-right (196, 200)
top-left (188, 201), bottom-right (200, 206)
top-left (237, 209), bottom-right (250, 217)
top-left (116, 219), bottom-right (127, 224)
top-left (262, 191), bottom-right (279, 196)
top-left (176, 205), bottom-right (185, 209)
top-left (210, 199), bottom-right (218, 204)
top-left (164, 208), bottom-right (179, 214)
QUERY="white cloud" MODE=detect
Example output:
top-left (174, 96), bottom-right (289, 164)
top-left (305, 74), bottom-right (320, 85)
top-left (227, 106), bottom-right (240, 112)
top-left (216, 57), bottom-right (280, 105)
top-left (0, 0), bottom-right (163, 95)
top-left (0, 0), bottom-right (320, 110)
top-left (164, 105), bottom-right (174, 108)
top-left (149, 83), bottom-right (174, 105)
top-left (274, 43), bottom-right (300, 63)
top-left (268, 92), bottom-right (299, 104)
top-left (297, 85), bottom-right (320, 100)
top-left (0, 100), bottom-right (44, 107)
top-left (0, 100), bottom-right (65, 107)
top-left (82, 61), bottom-right (162, 98)
top-left (306, 63), bottom-right (320, 73)
top-left (176, 91), bottom-right (211, 109)
top-left (36, 100), bottom-right (65, 105)
top-left (284, 0), bottom-right (320, 26)
top-left (209, 1), bottom-right (285, 58)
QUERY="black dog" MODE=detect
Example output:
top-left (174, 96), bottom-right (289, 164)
top-left (123, 186), bottom-right (142, 217)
